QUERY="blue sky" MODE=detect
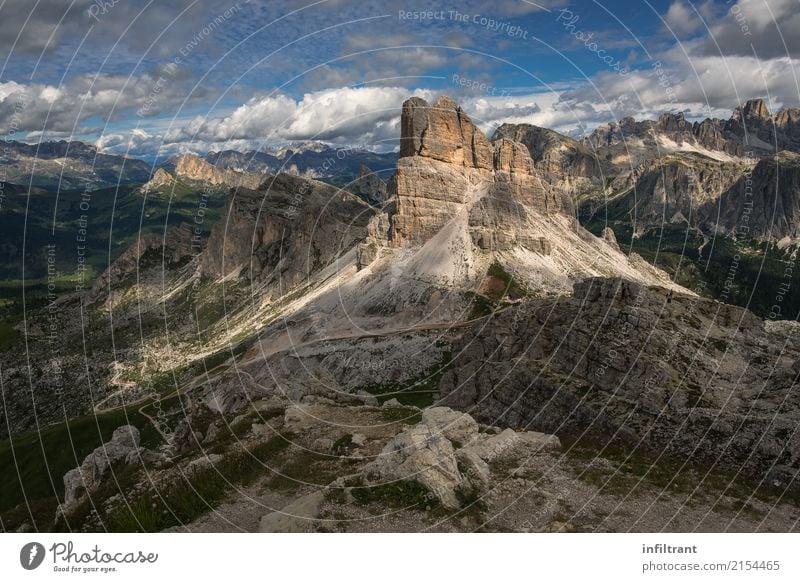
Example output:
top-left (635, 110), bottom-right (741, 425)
top-left (0, 0), bottom-right (797, 158)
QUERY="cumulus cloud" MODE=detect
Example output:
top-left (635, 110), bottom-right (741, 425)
top-left (663, 2), bottom-right (703, 36)
top-left (698, 0), bottom-right (800, 59)
top-left (95, 129), bottom-right (167, 158)
top-left (0, 71), bottom-right (211, 136)
top-left (163, 86), bottom-right (436, 148)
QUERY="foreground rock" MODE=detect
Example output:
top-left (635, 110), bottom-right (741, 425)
top-left (58, 426), bottom-right (145, 517)
top-left (363, 407), bottom-right (560, 509)
top-left (440, 277), bottom-right (800, 491)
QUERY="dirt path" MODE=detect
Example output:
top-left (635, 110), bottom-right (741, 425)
top-left (95, 304), bottom-right (518, 439)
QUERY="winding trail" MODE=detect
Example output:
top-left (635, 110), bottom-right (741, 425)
top-left (93, 303), bottom-right (521, 439)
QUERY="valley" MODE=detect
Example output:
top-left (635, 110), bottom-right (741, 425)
top-left (2, 94), bottom-right (800, 534)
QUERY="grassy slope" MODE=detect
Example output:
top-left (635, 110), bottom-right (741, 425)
top-left (582, 216), bottom-right (800, 319)
top-left (0, 180), bottom-right (227, 319)
top-left (0, 407), bottom-right (161, 528)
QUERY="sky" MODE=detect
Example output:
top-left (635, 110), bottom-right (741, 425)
top-left (0, 0), bottom-right (798, 159)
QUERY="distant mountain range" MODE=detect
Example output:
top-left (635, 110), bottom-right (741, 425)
top-left (4, 95), bottom-right (800, 534)
top-left (0, 140), bottom-right (152, 189)
top-left (200, 142), bottom-right (397, 186)
top-left (3, 98), bottom-right (800, 319)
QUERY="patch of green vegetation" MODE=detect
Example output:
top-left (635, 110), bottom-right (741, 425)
top-left (107, 436), bottom-right (291, 532)
top-left (564, 442), bottom-right (699, 496)
top-left (683, 382), bottom-right (716, 409)
top-left (359, 352), bottom-right (451, 408)
top-left (350, 479), bottom-right (436, 510)
top-left (463, 263), bottom-right (529, 319)
top-left (381, 406), bottom-right (423, 425)
top-left (267, 449), bottom-right (344, 492)
top-left (0, 407), bottom-right (161, 527)
top-left (464, 291), bottom-right (495, 319)
top-left (581, 218), bottom-right (800, 320)
top-left (57, 461), bottom-right (144, 532)
top-left (0, 319), bottom-right (21, 350)
top-left (332, 434), bottom-right (353, 456)
top-left (486, 262), bottom-right (528, 301)
top-left (561, 439), bottom-right (796, 508)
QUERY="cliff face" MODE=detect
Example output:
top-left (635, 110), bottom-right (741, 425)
top-left (492, 123), bottom-right (604, 194)
top-left (199, 173), bottom-right (374, 294)
top-left (579, 151), bottom-right (800, 239)
top-left (708, 152), bottom-right (800, 238)
top-left (387, 96), bottom-right (564, 248)
top-left (140, 167), bottom-right (175, 193)
top-left (399, 95), bottom-right (493, 169)
top-left (350, 165), bottom-right (388, 205)
top-left (89, 222), bottom-right (197, 304)
top-left (439, 277), bottom-right (800, 491)
top-left (582, 153), bottom-right (746, 231)
top-left (174, 153), bottom-right (264, 190)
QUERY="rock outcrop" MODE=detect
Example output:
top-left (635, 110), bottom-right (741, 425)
top-left (140, 167), bottom-right (175, 193)
top-left (58, 426), bottom-right (144, 516)
top-left (709, 151), bottom-right (800, 238)
top-left (89, 222), bottom-right (197, 303)
top-left (579, 149), bottom-right (800, 240)
top-left (199, 172), bottom-right (375, 288)
top-left (174, 153), bottom-right (264, 190)
top-left (581, 152), bottom-right (747, 232)
top-left (350, 164), bottom-right (388, 204)
top-left (493, 123), bottom-right (604, 194)
top-left (363, 407), bottom-right (560, 509)
top-left (387, 96), bottom-right (565, 248)
top-left (439, 277), bottom-right (800, 491)
top-left (399, 95), bottom-right (493, 170)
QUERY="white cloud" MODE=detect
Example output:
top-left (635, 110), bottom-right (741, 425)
top-left (664, 2), bottom-right (703, 36)
top-left (0, 72), bottom-right (210, 136)
top-left (699, 0), bottom-right (800, 58)
top-left (163, 86), bottom-right (436, 148)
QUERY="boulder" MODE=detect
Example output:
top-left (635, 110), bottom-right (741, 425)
top-left (365, 423), bottom-right (462, 509)
top-left (59, 426), bottom-right (142, 515)
top-left (420, 407), bottom-right (479, 446)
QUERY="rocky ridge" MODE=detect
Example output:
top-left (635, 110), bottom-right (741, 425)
top-left (440, 277), bottom-right (800, 491)
top-left (173, 153), bottom-right (264, 190)
top-left (349, 164), bottom-right (388, 205)
top-left (0, 139), bottom-right (152, 188)
top-left (493, 123), bottom-right (605, 195)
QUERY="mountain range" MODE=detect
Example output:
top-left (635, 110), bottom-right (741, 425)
top-left (2, 95), bottom-right (800, 533)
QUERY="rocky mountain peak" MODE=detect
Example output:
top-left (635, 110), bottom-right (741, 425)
top-left (351, 164), bottom-right (388, 205)
top-left (734, 98), bottom-right (772, 123)
top-left (492, 123), bottom-right (604, 194)
top-left (140, 167), bottom-right (175, 193)
top-left (399, 95), bottom-right (493, 170)
top-left (655, 111), bottom-right (688, 132)
top-left (387, 96), bottom-right (567, 247)
top-left (174, 153), bottom-right (263, 190)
